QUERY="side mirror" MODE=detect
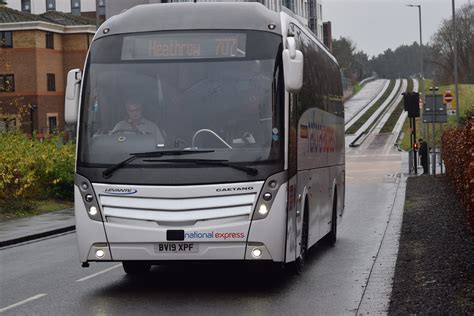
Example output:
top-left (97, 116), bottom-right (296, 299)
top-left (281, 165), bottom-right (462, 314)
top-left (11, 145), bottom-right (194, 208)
top-left (65, 69), bottom-right (82, 124)
top-left (282, 37), bottom-right (304, 93)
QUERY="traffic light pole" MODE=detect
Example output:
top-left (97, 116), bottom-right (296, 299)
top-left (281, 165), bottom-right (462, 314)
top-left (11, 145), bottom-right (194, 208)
top-left (430, 87), bottom-right (438, 176)
top-left (412, 116), bottom-right (417, 174)
top-left (404, 91), bottom-right (419, 174)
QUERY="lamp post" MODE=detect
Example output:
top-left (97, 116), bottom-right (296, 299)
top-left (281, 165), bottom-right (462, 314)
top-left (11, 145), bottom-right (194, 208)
top-left (407, 4), bottom-right (425, 138)
top-left (452, 0), bottom-right (460, 126)
top-left (30, 104), bottom-right (37, 137)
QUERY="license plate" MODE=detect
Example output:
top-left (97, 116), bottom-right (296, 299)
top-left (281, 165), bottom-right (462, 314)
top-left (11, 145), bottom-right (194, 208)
top-left (155, 243), bottom-right (198, 253)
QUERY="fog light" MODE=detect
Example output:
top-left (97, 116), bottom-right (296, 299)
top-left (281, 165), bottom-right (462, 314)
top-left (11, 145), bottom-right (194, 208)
top-left (89, 206), bottom-right (98, 216)
top-left (85, 194), bottom-right (93, 202)
top-left (258, 204), bottom-right (268, 216)
top-left (95, 249), bottom-right (105, 258)
top-left (251, 248), bottom-right (262, 258)
top-left (269, 180), bottom-right (277, 189)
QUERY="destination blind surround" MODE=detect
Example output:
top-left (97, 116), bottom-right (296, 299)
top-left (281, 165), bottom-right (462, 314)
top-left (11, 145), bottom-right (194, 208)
top-left (121, 32), bottom-right (246, 60)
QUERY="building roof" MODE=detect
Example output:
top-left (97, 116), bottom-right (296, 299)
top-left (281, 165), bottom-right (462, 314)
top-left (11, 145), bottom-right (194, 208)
top-left (0, 6), bottom-right (41, 23)
top-left (39, 11), bottom-right (96, 26)
top-left (0, 6), bottom-right (94, 26)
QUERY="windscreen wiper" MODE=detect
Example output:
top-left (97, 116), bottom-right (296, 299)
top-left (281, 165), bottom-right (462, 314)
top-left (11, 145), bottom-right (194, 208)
top-left (143, 158), bottom-right (258, 176)
top-left (102, 150), bottom-right (214, 178)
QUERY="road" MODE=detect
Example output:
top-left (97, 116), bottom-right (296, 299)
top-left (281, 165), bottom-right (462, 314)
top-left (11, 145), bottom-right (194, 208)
top-left (0, 83), bottom-right (407, 315)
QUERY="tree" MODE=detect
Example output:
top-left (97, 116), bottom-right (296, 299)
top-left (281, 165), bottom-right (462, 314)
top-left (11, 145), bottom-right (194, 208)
top-left (332, 37), bottom-right (370, 81)
top-left (429, 4), bottom-right (474, 84)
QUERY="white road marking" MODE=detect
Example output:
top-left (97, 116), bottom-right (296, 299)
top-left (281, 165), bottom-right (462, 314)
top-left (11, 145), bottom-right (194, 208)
top-left (0, 294), bottom-right (48, 313)
top-left (75, 264), bottom-right (121, 282)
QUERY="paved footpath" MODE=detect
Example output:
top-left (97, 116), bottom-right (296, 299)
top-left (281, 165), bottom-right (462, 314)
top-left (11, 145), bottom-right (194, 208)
top-left (344, 79), bottom-right (388, 124)
top-left (0, 208), bottom-right (75, 247)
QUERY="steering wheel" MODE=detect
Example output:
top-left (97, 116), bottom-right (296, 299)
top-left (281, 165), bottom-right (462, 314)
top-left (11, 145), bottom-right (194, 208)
top-left (111, 129), bottom-right (143, 135)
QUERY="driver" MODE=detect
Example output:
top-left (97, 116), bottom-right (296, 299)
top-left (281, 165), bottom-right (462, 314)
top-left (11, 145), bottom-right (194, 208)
top-left (111, 99), bottom-right (165, 144)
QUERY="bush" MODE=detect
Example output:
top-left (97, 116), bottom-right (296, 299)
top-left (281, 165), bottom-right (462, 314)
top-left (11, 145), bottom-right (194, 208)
top-left (0, 132), bottom-right (75, 207)
top-left (441, 116), bottom-right (474, 234)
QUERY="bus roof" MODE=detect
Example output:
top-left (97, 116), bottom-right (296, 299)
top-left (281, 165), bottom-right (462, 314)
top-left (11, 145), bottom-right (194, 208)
top-left (96, 3), bottom-right (282, 40)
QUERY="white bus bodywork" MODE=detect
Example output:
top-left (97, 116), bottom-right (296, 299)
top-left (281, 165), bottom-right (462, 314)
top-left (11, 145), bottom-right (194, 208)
top-left (66, 3), bottom-right (345, 273)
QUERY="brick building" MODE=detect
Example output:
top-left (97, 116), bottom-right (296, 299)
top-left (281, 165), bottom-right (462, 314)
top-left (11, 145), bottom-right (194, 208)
top-left (0, 6), bottom-right (95, 135)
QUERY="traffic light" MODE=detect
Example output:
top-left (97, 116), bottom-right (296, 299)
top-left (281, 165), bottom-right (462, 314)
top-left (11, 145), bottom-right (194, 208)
top-left (413, 142), bottom-right (418, 151)
top-left (403, 92), bottom-right (420, 117)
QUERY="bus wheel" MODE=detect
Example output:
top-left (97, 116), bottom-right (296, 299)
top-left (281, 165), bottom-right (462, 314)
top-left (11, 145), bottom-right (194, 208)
top-left (327, 192), bottom-right (337, 247)
top-left (122, 261), bottom-right (151, 275)
top-left (291, 206), bottom-right (309, 275)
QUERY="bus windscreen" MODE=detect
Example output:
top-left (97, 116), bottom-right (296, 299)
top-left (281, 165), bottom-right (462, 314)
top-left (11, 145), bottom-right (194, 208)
top-left (121, 33), bottom-right (246, 60)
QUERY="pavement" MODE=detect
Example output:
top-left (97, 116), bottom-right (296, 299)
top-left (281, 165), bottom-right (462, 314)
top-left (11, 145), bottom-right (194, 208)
top-left (0, 208), bottom-right (75, 247)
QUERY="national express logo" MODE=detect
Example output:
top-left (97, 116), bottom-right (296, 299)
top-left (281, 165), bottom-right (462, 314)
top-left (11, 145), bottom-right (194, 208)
top-left (104, 188), bottom-right (138, 195)
top-left (185, 231), bottom-right (245, 240)
top-left (300, 121), bottom-right (336, 153)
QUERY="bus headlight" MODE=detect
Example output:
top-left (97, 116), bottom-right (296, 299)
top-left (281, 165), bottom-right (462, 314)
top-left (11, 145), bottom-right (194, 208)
top-left (258, 204), bottom-right (268, 216)
top-left (76, 174), bottom-right (103, 222)
top-left (89, 206), bottom-right (98, 216)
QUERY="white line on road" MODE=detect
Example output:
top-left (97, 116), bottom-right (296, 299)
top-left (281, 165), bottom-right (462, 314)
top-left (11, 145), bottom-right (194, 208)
top-left (0, 294), bottom-right (48, 313)
top-left (75, 264), bottom-right (122, 282)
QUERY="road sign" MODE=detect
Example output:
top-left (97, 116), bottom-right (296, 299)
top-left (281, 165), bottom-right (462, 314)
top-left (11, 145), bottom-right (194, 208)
top-left (424, 95), bottom-right (445, 113)
top-left (443, 91), bottom-right (453, 104)
top-left (422, 114), bottom-right (448, 123)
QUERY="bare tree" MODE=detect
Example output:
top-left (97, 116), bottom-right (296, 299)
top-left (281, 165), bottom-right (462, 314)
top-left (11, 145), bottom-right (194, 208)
top-left (429, 3), bottom-right (474, 84)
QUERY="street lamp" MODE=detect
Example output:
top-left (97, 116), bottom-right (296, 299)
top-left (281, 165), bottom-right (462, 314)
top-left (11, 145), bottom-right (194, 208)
top-left (452, 0), bottom-right (460, 126)
top-left (30, 104), bottom-right (37, 137)
top-left (406, 4), bottom-right (425, 138)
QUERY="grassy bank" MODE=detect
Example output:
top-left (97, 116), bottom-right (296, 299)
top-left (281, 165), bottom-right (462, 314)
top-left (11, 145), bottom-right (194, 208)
top-left (0, 199), bottom-right (73, 221)
top-left (399, 81), bottom-right (474, 150)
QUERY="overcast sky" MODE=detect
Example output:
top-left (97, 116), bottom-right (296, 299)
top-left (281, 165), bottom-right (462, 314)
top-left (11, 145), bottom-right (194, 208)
top-left (324, 0), bottom-right (471, 57)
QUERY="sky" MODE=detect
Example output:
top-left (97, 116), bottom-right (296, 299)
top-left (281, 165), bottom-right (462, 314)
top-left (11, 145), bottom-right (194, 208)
top-left (323, 0), bottom-right (472, 57)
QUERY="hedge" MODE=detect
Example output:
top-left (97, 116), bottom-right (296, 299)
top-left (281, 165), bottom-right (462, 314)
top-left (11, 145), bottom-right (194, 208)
top-left (442, 116), bottom-right (474, 234)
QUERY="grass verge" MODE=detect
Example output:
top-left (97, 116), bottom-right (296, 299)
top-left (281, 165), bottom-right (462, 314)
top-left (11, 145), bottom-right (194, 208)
top-left (380, 79), bottom-right (413, 133)
top-left (0, 199), bottom-right (73, 221)
top-left (352, 83), bottom-right (362, 96)
top-left (346, 80), bottom-right (395, 134)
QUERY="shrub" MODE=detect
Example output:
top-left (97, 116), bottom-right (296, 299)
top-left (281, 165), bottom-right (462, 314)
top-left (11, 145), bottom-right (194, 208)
top-left (0, 132), bottom-right (75, 207)
top-left (442, 116), bottom-right (474, 234)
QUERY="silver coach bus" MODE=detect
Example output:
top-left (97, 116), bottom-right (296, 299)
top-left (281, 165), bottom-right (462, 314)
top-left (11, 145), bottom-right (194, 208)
top-left (65, 2), bottom-right (345, 274)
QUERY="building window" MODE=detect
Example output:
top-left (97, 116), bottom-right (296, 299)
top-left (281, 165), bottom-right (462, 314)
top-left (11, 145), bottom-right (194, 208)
top-left (46, 0), bottom-right (56, 11)
top-left (71, 0), bottom-right (81, 16)
top-left (0, 32), bottom-right (13, 48)
top-left (48, 115), bottom-right (58, 134)
top-left (45, 32), bottom-right (54, 49)
top-left (0, 74), bottom-right (15, 92)
top-left (21, 0), bottom-right (31, 12)
top-left (47, 74), bottom-right (56, 91)
top-left (0, 115), bottom-right (18, 132)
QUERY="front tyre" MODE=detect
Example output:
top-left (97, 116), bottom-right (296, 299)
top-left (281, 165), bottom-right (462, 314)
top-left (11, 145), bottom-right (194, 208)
top-left (290, 206), bottom-right (309, 275)
top-left (122, 261), bottom-right (151, 275)
top-left (326, 192), bottom-right (338, 247)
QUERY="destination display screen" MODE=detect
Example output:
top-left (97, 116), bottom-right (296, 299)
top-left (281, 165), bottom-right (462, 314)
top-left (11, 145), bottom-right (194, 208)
top-left (121, 32), bottom-right (246, 60)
